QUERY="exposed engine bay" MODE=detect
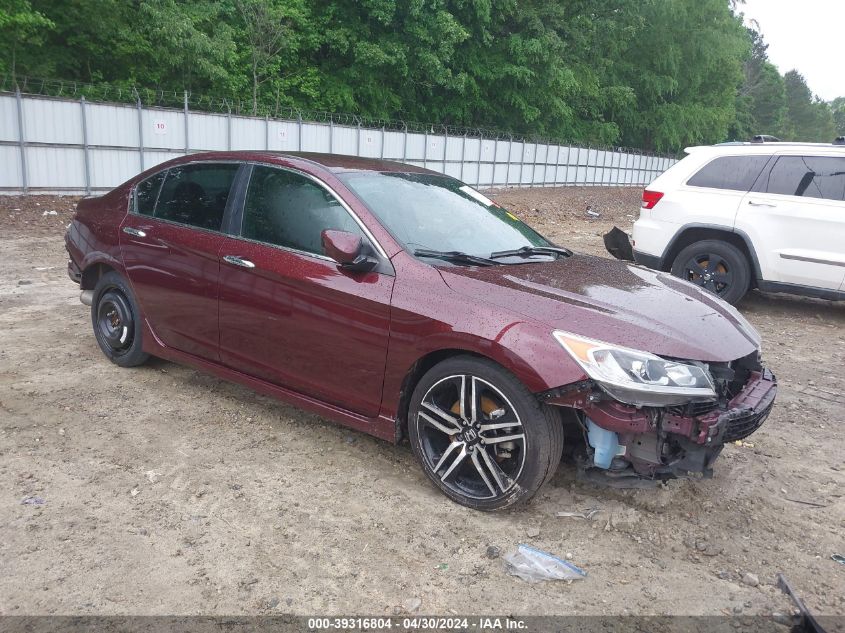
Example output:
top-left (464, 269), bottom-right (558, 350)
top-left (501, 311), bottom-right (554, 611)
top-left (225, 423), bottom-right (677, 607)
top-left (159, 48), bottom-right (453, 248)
top-left (542, 351), bottom-right (777, 487)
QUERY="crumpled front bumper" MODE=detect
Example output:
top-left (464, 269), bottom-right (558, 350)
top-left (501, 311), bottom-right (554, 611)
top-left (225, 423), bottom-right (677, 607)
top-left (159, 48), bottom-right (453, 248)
top-left (665, 369), bottom-right (777, 445)
top-left (543, 368), bottom-right (777, 480)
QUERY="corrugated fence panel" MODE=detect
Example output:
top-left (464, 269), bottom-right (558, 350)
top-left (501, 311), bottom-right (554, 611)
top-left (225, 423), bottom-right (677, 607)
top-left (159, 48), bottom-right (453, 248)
top-left (0, 94), bottom-right (19, 142)
top-left (89, 149), bottom-right (142, 189)
top-left (24, 97), bottom-right (83, 145)
top-left (230, 115), bottom-right (265, 151)
top-left (0, 146), bottom-right (22, 187)
top-left (0, 92), bottom-right (676, 193)
top-left (140, 108), bottom-right (184, 151)
top-left (86, 102), bottom-right (140, 148)
top-left (27, 146), bottom-right (85, 188)
top-left (190, 112), bottom-right (228, 151)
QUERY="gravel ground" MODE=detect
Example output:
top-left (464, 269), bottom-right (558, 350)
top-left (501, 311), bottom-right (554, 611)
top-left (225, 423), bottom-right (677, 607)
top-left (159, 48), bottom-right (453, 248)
top-left (0, 189), bottom-right (843, 619)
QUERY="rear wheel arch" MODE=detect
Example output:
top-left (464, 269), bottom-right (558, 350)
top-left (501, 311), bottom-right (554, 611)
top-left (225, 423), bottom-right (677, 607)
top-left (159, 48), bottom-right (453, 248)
top-left (664, 226), bottom-right (761, 284)
top-left (81, 262), bottom-right (118, 290)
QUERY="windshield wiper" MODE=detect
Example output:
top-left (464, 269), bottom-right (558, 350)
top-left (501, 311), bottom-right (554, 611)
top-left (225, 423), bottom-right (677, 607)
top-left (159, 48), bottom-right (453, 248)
top-left (488, 245), bottom-right (573, 260)
top-left (413, 249), bottom-right (498, 267)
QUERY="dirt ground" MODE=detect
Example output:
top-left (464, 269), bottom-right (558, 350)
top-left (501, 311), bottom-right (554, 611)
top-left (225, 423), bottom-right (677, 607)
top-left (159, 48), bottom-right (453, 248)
top-left (0, 189), bottom-right (843, 619)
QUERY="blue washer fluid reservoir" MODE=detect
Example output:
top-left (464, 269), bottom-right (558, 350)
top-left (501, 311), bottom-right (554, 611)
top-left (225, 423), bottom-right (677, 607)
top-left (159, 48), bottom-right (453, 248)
top-left (586, 417), bottom-right (623, 469)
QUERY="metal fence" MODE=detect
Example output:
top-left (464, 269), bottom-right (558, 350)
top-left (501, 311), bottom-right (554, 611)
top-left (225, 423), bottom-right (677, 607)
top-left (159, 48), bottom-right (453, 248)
top-left (0, 89), bottom-right (676, 195)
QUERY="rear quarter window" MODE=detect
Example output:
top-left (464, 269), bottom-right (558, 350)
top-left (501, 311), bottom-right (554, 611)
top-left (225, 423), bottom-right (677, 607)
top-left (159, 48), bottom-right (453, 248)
top-left (134, 171), bottom-right (166, 216)
top-left (686, 155), bottom-right (770, 191)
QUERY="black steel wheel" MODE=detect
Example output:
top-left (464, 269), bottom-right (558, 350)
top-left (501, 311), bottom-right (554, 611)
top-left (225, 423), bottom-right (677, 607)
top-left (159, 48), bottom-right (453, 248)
top-left (670, 239), bottom-right (750, 305)
top-left (408, 356), bottom-right (563, 511)
top-left (91, 271), bottom-right (149, 367)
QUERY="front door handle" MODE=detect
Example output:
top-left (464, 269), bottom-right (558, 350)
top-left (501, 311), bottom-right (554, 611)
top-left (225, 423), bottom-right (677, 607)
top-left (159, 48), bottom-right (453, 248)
top-left (222, 255), bottom-right (256, 269)
top-left (122, 226), bottom-right (147, 238)
top-left (748, 200), bottom-right (776, 208)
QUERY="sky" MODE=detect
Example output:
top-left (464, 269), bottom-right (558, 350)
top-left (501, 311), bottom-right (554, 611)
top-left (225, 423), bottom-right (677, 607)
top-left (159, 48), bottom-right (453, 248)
top-left (739, 0), bottom-right (843, 102)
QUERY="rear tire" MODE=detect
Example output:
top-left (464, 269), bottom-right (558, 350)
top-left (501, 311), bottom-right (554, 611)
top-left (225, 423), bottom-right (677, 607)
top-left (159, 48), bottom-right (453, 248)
top-left (408, 355), bottom-right (563, 511)
top-left (91, 271), bottom-right (149, 367)
top-left (670, 239), bottom-right (750, 304)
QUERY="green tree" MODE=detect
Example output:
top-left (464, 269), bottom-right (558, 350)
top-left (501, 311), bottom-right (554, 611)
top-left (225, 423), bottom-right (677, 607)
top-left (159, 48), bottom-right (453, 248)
top-left (612, 0), bottom-right (749, 151)
top-left (0, 0), bottom-right (53, 77)
top-left (783, 70), bottom-right (836, 142)
top-left (831, 97), bottom-right (845, 137)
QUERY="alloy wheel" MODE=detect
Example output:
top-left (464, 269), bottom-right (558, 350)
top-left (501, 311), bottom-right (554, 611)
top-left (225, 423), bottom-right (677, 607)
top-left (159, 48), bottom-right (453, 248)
top-left (416, 374), bottom-right (526, 501)
top-left (682, 253), bottom-right (733, 296)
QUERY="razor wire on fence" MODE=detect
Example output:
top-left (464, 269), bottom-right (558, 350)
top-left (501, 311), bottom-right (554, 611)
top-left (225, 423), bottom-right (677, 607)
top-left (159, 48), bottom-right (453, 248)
top-left (0, 74), bottom-right (677, 194)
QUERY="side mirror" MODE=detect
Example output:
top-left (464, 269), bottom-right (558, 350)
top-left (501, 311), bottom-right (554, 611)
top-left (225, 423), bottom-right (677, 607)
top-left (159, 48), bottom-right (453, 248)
top-left (321, 229), bottom-right (378, 272)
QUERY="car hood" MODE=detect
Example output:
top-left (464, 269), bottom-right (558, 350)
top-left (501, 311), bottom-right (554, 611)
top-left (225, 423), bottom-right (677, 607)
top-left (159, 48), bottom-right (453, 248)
top-left (438, 254), bottom-right (761, 363)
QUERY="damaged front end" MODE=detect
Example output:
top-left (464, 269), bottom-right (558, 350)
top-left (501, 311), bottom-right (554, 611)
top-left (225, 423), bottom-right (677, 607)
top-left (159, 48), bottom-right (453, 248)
top-left (542, 332), bottom-right (777, 487)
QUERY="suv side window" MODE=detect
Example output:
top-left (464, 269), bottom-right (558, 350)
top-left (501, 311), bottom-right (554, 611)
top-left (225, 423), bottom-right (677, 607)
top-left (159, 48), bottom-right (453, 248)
top-left (134, 171), bottom-right (166, 216)
top-left (154, 163), bottom-right (239, 230)
top-left (764, 156), bottom-right (845, 201)
top-left (242, 165), bottom-right (365, 255)
top-left (687, 156), bottom-right (770, 191)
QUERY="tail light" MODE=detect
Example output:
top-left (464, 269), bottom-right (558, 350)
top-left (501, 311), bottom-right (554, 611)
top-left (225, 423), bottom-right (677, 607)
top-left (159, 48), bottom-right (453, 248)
top-left (641, 190), bottom-right (664, 209)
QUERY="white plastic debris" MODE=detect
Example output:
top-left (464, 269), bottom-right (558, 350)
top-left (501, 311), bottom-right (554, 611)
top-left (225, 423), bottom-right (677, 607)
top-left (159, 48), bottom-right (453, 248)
top-left (503, 544), bottom-right (587, 583)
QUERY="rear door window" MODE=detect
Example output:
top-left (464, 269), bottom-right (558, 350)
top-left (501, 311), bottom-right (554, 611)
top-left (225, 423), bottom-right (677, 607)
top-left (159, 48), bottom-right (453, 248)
top-left (687, 156), bottom-right (770, 191)
top-left (763, 156), bottom-right (845, 201)
top-left (241, 165), bottom-right (365, 255)
top-left (154, 163), bottom-right (239, 231)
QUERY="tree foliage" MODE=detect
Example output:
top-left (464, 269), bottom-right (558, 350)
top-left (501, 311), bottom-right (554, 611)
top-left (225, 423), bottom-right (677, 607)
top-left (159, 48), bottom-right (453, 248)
top-left (2, 0), bottom-right (840, 151)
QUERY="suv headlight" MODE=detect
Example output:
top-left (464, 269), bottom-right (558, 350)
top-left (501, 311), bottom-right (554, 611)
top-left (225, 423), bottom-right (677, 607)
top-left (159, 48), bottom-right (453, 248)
top-left (553, 331), bottom-right (717, 407)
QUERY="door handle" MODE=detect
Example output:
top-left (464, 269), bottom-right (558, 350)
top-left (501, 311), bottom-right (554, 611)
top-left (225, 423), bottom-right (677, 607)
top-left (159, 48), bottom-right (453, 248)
top-left (222, 255), bottom-right (256, 269)
top-left (748, 200), bottom-right (776, 208)
top-left (122, 226), bottom-right (147, 238)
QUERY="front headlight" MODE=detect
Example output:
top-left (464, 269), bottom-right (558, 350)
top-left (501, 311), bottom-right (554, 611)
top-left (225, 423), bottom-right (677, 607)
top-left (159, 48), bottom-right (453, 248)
top-left (553, 331), bottom-right (717, 407)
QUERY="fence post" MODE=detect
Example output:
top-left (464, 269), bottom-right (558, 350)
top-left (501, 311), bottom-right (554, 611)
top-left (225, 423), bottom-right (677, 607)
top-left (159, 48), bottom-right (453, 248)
top-left (460, 132), bottom-right (466, 182)
top-left (15, 88), bottom-right (28, 193)
top-left (531, 142), bottom-right (539, 187)
top-left (298, 113), bottom-right (303, 151)
top-left (265, 115), bottom-right (269, 150)
top-left (402, 123), bottom-right (408, 162)
top-left (329, 117), bottom-right (334, 154)
top-left (423, 128), bottom-right (428, 169)
top-left (380, 126), bottom-right (385, 160)
top-left (506, 136), bottom-right (513, 188)
top-left (226, 104), bottom-right (232, 151)
top-left (554, 144), bottom-right (562, 187)
top-left (518, 142), bottom-right (525, 187)
top-left (80, 96), bottom-right (91, 195)
top-left (493, 137), bottom-right (500, 187)
top-left (476, 133), bottom-right (483, 187)
top-left (183, 90), bottom-right (189, 154)
top-left (356, 119), bottom-right (361, 156)
top-left (136, 96), bottom-right (144, 171)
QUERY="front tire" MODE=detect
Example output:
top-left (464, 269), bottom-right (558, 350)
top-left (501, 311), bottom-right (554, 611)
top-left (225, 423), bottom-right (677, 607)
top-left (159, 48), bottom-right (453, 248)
top-left (408, 356), bottom-right (563, 511)
top-left (91, 271), bottom-right (149, 367)
top-left (670, 239), bottom-right (750, 304)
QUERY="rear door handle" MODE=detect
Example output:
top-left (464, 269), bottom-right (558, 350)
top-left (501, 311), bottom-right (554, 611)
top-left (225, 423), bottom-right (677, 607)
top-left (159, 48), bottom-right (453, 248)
top-left (222, 255), bottom-right (256, 269)
top-left (122, 226), bottom-right (147, 238)
top-left (748, 200), bottom-right (776, 208)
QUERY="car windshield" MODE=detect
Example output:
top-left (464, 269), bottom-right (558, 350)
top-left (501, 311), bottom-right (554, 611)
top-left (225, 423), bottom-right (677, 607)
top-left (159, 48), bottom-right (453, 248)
top-left (338, 172), bottom-right (554, 260)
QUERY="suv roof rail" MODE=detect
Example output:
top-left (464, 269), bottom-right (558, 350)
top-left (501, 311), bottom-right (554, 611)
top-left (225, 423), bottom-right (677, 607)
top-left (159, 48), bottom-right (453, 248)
top-left (834, 137), bottom-right (845, 145)
top-left (751, 135), bottom-right (781, 143)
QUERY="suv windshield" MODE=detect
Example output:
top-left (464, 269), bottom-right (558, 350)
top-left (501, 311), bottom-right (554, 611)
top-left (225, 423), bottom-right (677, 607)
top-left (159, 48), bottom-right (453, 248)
top-left (338, 172), bottom-right (553, 260)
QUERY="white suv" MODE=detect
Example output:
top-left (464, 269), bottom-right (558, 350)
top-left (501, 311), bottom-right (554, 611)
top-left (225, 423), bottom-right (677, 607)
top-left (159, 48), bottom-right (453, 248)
top-left (630, 139), bottom-right (845, 304)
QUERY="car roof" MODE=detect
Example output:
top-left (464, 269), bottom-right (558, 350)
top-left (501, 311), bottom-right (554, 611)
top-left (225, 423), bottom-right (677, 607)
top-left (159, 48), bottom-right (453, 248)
top-left (181, 151), bottom-right (443, 175)
top-left (685, 142), bottom-right (845, 156)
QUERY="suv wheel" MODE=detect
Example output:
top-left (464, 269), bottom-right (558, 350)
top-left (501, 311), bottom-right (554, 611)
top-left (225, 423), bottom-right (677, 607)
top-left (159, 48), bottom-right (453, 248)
top-left (407, 356), bottom-right (563, 511)
top-left (670, 239), bottom-right (750, 304)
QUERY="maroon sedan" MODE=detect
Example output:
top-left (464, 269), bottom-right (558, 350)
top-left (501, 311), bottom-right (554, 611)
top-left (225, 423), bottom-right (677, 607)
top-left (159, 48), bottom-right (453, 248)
top-left (65, 152), bottom-right (776, 510)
